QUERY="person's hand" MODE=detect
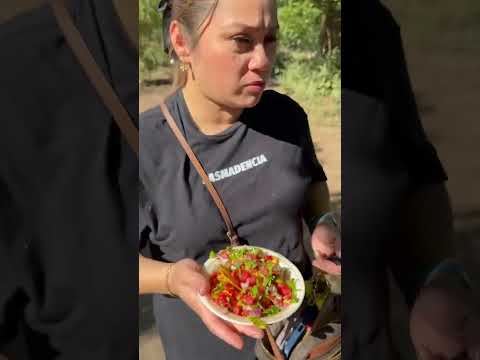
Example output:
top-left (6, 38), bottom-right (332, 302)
top-left (167, 259), bottom-right (264, 350)
top-left (311, 223), bottom-right (341, 275)
top-left (410, 276), bottom-right (480, 360)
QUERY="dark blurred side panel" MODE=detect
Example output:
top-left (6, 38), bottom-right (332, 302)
top-left (0, 1), bottom-right (138, 359)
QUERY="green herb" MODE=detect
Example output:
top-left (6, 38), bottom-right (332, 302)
top-left (264, 274), bottom-right (276, 289)
top-left (287, 279), bottom-right (298, 303)
top-left (266, 262), bottom-right (275, 272)
top-left (249, 317), bottom-right (267, 329)
top-left (209, 250), bottom-right (217, 259)
top-left (263, 305), bottom-right (281, 317)
top-left (230, 248), bottom-right (247, 261)
top-left (251, 286), bottom-right (259, 298)
top-left (245, 260), bottom-right (257, 270)
top-left (211, 283), bottom-right (224, 297)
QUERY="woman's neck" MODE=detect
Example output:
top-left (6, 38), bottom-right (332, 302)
top-left (182, 82), bottom-right (243, 136)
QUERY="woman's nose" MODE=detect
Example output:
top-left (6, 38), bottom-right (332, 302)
top-left (249, 45), bottom-right (271, 73)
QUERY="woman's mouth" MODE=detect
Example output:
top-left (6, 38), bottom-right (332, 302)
top-left (244, 81), bottom-right (266, 93)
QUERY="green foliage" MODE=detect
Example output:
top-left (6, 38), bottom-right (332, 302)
top-left (276, 0), bottom-right (340, 100)
top-left (278, 0), bottom-right (322, 51)
top-left (278, 0), bottom-right (341, 55)
top-left (278, 49), bottom-right (341, 107)
top-left (139, 0), bottom-right (169, 81)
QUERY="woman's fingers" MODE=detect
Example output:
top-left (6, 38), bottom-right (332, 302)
top-left (312, 257), bottom-right (341, 275)
top-left (201, 309), bottom-right (245, 350)
top-left (311, 224), bottom-right (339, 257)
top-left (232, 323), bottom-right (264, 339)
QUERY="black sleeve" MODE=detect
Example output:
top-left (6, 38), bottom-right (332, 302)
top-left (387, 26), bottom-right (448, 186)
top-left (287, 97), bottom-right (327, 183)
top-left (297, 105), bottom-right (328, 183)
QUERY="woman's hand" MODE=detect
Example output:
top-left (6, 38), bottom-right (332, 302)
top-left (311, 223), bottom-right (341, 275)
top-left (410, 277), bottom-right (480, 360)
top-left (168, 259), bottom-right (264, 350)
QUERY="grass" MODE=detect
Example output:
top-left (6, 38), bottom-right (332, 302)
top-left (273, 51), bottom-right (340, 127)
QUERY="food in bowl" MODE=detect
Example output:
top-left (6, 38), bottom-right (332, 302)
top-left (207, 247), bottom-right (299, 321)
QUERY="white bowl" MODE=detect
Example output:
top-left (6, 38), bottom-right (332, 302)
top-left (198, 245), bottom-right (305, 327)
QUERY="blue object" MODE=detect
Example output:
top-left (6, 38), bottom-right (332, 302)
top-left (282, 323), bottom-right (307, 357)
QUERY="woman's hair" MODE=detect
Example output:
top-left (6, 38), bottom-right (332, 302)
top-left (164, 0), bottom-right (220, 91)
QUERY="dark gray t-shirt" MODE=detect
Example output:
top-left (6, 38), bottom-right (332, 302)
top-left (139, 89), bottom-right (326, 360)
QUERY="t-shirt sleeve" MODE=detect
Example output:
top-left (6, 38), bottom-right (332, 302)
top-left (387, 26), bottom-right (447, 185)
top-left (297, 107), bottom-right (328, 183)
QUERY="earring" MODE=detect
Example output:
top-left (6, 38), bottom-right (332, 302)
top-left (179, 63), bottom-right (189, 72)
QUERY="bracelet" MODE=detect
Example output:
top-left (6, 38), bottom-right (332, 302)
top-left (165, 263), bottom-right (177, 297)
top-left (424, 258), bottom-right (472, 290)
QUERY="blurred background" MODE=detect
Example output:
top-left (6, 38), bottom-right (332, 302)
top-left (382, 0), bottom-right (480, 300)
top-left (381, 0), bottom-right (480, 358)
top-left (139, 0), bottom-right (341, 359)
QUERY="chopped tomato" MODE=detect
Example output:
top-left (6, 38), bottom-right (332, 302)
top-left (277, 284), bottom-right (292, 299)
top-left (208, 247), bottom-right (298, 319)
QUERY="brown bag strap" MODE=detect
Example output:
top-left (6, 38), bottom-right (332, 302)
top-left (159, 102), bottom-right (240, 247)
top-left (49, 0), bottom-right (139, 156)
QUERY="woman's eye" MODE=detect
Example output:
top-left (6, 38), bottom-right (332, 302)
top-left (233, 36), bottom-right (252, 45)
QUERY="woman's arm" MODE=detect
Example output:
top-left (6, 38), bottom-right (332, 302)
top-left (139, 254), bottom-right (174, 295)
top-left (305, 181), bottom-right (341, 275)
top-left (304, 181), bottom-right (331, 226)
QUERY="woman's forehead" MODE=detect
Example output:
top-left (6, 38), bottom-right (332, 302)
top-left (211, 0), bottom-right (278, 30)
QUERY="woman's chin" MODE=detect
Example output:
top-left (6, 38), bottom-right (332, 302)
top-left (240, 91), bottom-right (264, 108)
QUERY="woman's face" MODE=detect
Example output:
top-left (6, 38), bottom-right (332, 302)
top-left (188, 0), bottom-right (278, 110)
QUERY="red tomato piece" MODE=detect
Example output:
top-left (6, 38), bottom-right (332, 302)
top-left (277, 284), bottom-right (292, 299)
top-left (242, 294), bottom-right (256, 305)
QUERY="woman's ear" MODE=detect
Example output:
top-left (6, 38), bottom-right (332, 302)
top-left (169, 20), bottom-right (192, 63)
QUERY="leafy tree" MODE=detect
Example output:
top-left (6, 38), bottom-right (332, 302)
top-left (139, 0), bottom-right (168, 81)
top-left (278, 0), bottom-right (340, 56)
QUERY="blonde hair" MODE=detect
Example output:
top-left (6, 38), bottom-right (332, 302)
top-left (166, 0), bottom-right (220, 92)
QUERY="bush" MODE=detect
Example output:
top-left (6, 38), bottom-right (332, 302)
top-left (278, 0), bottom-right (322, 52)
top-left (278, 0), bottom-right (341, 55)
top-left (278, 49), bottom-right (341, 104)
top-left (139, 0), bottom-right (169, 81)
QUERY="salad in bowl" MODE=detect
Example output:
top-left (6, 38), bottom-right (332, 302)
top-left (199, 246), bottom-right (305, 329)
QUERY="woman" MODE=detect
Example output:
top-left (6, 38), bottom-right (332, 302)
top-left (138, 0), bottom-right (340, 359)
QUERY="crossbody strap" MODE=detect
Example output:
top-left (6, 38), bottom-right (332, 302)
top-left (50, 0), bottom-right (238, 246)
top-left (159, 102), bottom-right (240, 247)
top-left (49, 0), bottom-right (139, 156)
